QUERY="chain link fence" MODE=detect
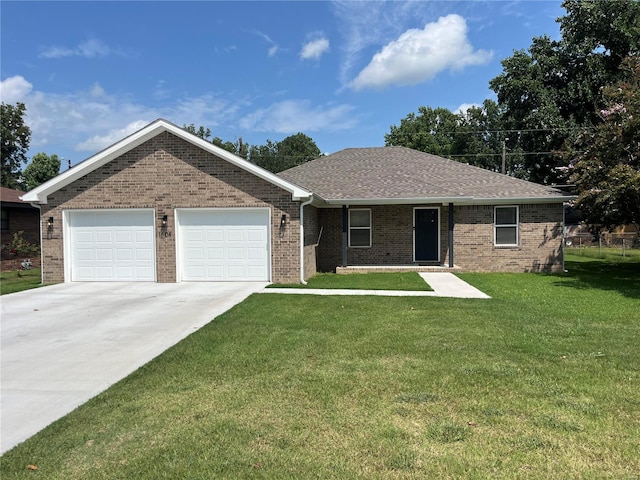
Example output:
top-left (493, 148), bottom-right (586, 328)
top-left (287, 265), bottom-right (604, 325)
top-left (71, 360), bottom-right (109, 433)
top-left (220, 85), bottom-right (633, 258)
top-left (565, 231), bottom-right (639, 257)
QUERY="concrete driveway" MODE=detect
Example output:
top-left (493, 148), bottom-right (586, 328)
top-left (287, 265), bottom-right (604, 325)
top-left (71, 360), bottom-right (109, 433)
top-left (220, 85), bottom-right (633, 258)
top-left (0, 281), bottom-right (267, 454)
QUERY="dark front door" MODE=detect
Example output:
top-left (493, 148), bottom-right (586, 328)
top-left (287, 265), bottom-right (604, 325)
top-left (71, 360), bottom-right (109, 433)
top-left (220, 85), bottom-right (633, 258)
top-left (414, 208), bottom-right (439, 262)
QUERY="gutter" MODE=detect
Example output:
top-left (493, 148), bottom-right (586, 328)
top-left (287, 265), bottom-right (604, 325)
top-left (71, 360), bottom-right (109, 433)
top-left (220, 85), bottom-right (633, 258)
top-left (321, 195), bottom-right (576, 206)
top-left (29, 203), bottom-right (44, 285)
top-left (299, 195), bottom-right (314, 285)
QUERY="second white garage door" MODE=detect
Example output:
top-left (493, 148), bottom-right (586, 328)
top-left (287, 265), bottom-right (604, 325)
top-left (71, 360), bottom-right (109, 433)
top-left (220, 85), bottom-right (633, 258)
top-left (177, 208), bottom-right (270, 282)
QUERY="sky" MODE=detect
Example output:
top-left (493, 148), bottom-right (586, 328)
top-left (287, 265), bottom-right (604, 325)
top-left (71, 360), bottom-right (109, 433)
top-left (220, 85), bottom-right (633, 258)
top-left (1, 1), bottom-right (564, 168)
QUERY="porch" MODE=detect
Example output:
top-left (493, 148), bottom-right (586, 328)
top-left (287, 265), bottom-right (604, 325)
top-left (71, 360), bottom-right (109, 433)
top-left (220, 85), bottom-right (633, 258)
top-left (336, 264), bottom-right (463, 274)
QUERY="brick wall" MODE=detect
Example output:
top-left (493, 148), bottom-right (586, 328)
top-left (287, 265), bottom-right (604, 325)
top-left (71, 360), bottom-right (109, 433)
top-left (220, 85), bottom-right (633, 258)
top-left (451, 203), bottom-right (564, 272)
top-left (316, 203), bottom-right (564, 273)
top-left (1, 206), bottom-right (40, 247)
top-left (302, 205), bottom-right (318, 279)
top-left (40, 132), bottom-right (302, 284)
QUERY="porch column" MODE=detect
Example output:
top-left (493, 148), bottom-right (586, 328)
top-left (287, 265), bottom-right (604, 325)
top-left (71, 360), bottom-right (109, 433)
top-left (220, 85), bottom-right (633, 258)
top-left (448, 203), bottom-right (454, 268)
top-left (342, 205), bottom-right (348, 267)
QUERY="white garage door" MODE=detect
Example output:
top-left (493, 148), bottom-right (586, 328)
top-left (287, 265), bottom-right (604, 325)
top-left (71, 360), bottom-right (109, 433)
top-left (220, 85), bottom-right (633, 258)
top-left (67, 210), bottom-right (155, 281)
top-left (178, 209), bottom-right (270, 281)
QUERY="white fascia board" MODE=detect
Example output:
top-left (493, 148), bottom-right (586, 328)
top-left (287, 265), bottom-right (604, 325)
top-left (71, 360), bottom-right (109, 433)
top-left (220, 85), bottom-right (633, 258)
top-left (316, 195), bottom-right (574, 207)
top-left (21, 119), bottom-right (311, 204)
top-left (467, 196), bottom-right (576, 205)
top-left (322, 197), bottom-right (473, 206)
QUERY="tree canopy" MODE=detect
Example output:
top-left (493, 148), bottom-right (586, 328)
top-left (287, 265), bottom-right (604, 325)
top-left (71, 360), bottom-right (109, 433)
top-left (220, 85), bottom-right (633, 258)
top-left (182, 124), bottom-right (321, 173)
top-left (563, 56), bottom-right (640, 232)
top-left (489, 0), bottom-right (640, 184)
top-left (23, 152), bottom-right (61, 191)
top-left (1, 102), bottom-right (31, 189)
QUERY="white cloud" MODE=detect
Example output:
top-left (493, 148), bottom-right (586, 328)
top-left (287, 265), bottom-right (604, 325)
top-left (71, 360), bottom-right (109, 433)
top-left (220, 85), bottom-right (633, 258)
top-left (239, 99), bottom-right (356, 133)
top-left (268, 45), bottom-right (279, 57)
top-left (252, 30), bottom-right (281, 57)
top-left (0, 75), bottom-right (33, 103)
top-left (89, 83), bottom-right (105, 98)
top-left (350, 14), bottom-right (493, 90)
top-left (76, 120), bottom-right (149, 151)
top-left (332, 0), bottom-right (442, 88)
top-left (39, 38), bottom-right (119, 59)
top-left (1, 76), bottom-right (244, 161)
top-left (300, 38), bottom-right (330, 60)
top-left (454, 102), bottom-right (481, 114)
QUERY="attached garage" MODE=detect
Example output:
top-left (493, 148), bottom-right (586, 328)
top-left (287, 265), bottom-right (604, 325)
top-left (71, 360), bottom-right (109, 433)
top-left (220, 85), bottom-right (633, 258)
top-left (65, 210), bottom-right (155, 282)
top-left (177, 208), bottom-right (271, 282)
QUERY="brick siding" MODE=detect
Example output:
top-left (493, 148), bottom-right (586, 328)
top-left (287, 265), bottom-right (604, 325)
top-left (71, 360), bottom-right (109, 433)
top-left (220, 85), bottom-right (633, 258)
top-left (1, 206), bottom-right (40, 247)
top-left (316, 203), bottom-right (564, 273)
top-left (40, 132), bottom-right (302, 284)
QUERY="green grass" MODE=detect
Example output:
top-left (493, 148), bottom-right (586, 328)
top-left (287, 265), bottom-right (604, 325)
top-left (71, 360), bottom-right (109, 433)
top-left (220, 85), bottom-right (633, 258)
top-left (270, 271), bottom-right (432, 290)
top-left (2, 258), bottom-right (639, 478)
top-left (565, 246), bottom-right (640, 263)
top-left (0, 269), bottom-right (42, 295)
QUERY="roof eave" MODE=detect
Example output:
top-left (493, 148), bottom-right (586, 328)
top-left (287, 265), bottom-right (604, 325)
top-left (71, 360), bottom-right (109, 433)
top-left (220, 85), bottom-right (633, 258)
top-left (321, 197), bottom-right (473, 206)
top-left (467, 196), bottom-right (577, 205)
top-left (316, 195), bottom-right (575, 206)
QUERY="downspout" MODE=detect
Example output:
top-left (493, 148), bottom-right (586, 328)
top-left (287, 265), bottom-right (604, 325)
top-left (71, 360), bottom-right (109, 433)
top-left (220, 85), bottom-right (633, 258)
top-left (299, 195), bottom-right (314, 285)
top-left (30, 203), bottom-right (44, 285)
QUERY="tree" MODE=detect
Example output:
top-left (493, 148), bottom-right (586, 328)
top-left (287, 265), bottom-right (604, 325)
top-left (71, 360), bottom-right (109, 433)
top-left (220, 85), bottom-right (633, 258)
top-left (23, 152), bottom-right (61, 190)
top-left (183, 124), bottom-right (211, 140)
top-left (385, 107), bottom-right (459, 157)
top-left (183, 124), bottom-right (249, 158)
top-left (249, 133), bottom-right (320, 173)
top-left (1, 102), bottom-right (31, 189)
top-left (489, 0), bottom-right (640, 184)
top-left (274, 133), bottom-right (321, 170)
top-left (564, 56), bottom-right (640, 232)
top-left (181, 124), bottom-right (321, 173)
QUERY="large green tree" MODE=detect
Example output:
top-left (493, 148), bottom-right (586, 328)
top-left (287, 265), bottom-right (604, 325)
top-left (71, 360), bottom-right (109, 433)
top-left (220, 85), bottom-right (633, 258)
top-left (489, 0), bottom-right (640, 184)
top-left (1, 102), bottom-right (31, 189)
top-left (250, 133), bottom-right (321, 173)
top-left (385, 107), bottom-right (459, 158)
top-left (564, 56), bottom-right (640, 232)
top-left (384, 101), bottom-right (518, 174)
top-left (23, 152), bottom-right (61, 191)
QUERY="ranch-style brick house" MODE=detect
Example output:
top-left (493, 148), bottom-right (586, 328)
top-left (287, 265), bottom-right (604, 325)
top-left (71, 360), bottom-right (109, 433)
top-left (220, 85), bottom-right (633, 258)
top-left (22, 119), bottom-right (573, 284)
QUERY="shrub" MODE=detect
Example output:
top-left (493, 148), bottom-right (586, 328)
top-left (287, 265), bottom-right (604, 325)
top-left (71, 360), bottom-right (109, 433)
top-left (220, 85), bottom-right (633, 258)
top-left (2, 230), bottom-right (40, 257)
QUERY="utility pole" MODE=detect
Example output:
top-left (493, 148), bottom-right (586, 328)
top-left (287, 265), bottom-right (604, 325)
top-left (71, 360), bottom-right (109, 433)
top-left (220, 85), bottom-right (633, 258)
top-left (501, 138), bottom-right (509, 174)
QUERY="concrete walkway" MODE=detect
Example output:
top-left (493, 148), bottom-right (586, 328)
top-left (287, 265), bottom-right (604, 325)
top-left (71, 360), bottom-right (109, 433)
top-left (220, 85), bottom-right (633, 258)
top-left (1, 281), bottom-right (267, 454)
top-left (263, 272), bottom-right (490, 299)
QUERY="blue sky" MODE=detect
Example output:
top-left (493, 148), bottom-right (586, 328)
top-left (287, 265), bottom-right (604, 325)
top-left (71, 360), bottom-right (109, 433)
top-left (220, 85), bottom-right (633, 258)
top-left (1, 1), bottom-right (563, 167)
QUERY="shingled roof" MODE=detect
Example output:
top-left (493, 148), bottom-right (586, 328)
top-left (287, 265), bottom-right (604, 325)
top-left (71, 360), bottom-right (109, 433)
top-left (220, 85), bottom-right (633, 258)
top-left (278, 146), bottom-right (571, 205)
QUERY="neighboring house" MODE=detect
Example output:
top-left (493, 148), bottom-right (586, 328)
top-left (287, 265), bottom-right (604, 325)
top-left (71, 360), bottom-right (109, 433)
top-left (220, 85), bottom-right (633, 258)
top-left (1, 186), bottom-right (40, 248)
top-left (22, 119), bottom-right (574, 285)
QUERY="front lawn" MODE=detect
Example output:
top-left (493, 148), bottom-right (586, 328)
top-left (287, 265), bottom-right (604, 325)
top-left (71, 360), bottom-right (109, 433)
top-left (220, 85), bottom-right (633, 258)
top-left (0, 269), bottom-right (42, 295)
top-left (1, 257), bottom-right (639, 478)
top-left (270, 271), bottom-right (432, 290)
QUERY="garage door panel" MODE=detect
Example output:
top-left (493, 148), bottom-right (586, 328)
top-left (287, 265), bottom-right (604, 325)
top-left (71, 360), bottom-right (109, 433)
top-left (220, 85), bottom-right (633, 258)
top-left (247, 248), bottom-right (265, 260)
top-left (136, 248), bottom-right (153, 261)
top-left (179, 209), bottom-right (269, 282)
top-left (226, 228), bottom-right (245, 243)
top-left (68, 211), bottom-right (155, 282)
top-left (116, 249), bottom-right (132, 261)
top-left (206, 248), bottom-right (224, 260)
top-left (96, 249), bottom-right (113, 261)
top-left (96, 231), bottom-right (113, 243)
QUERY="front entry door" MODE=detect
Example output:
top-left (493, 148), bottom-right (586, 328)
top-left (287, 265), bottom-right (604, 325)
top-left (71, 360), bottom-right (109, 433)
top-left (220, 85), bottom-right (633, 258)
top-left (414, 208), bottom-right (439, 262)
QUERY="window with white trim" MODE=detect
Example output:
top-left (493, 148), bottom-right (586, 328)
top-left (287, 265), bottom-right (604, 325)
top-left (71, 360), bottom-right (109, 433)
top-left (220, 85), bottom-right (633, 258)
top-left (494, 206), bottom-right (518, 246)
top-left (349, 208), bottom-right (371, 248)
